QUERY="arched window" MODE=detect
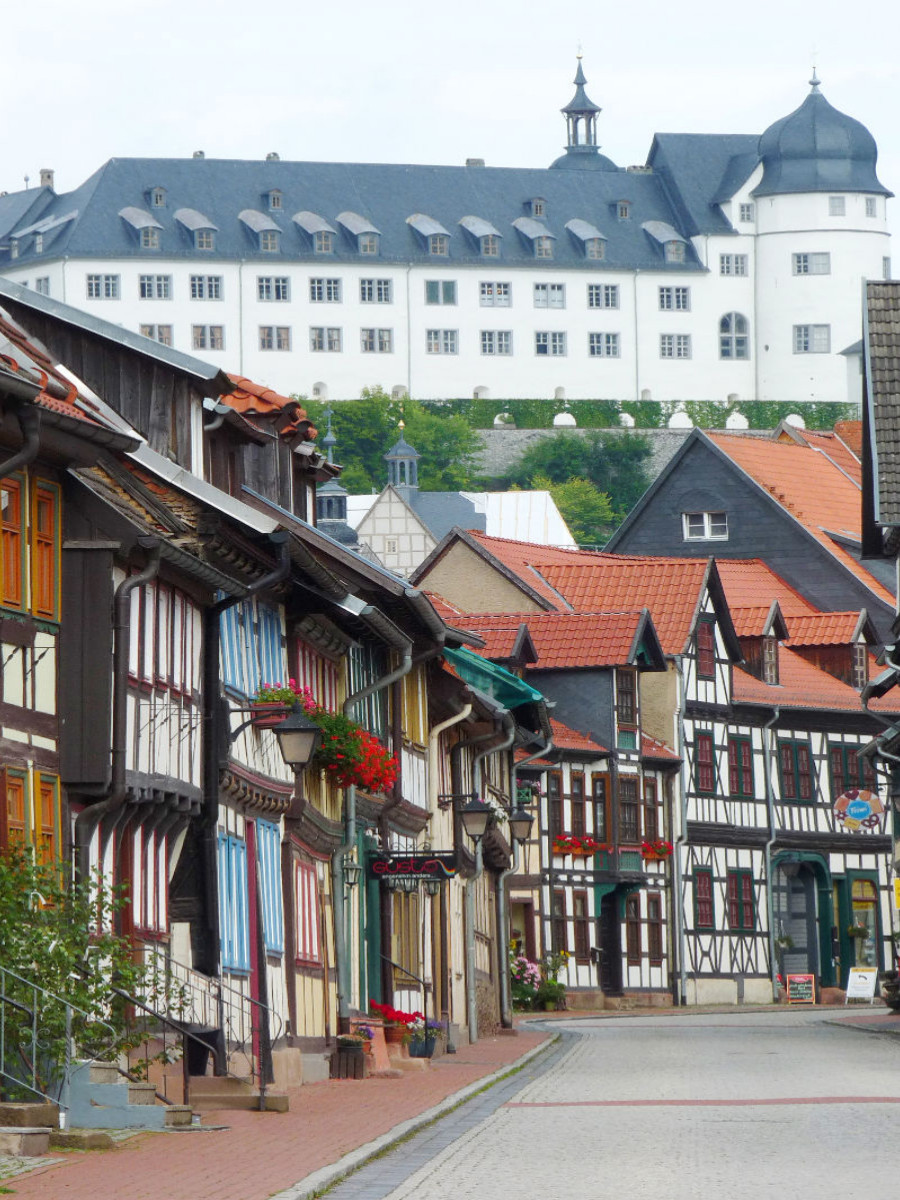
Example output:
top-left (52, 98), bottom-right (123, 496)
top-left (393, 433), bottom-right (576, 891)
top-left (720, 313), bottom-right (749, 359)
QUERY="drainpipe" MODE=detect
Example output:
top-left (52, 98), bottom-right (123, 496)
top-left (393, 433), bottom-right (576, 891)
top-left (498, 735), bottom-right (553, 1028)
top-left (671, 658), bottom-right (689, 1005)
top-left (763, 706), bottom-right (782, 1001)
top-left (428, 701), bottom-right (472, 810)
top-left (0, 402), bottom-right (41, 476)
top-left (465, 713), bottom-right (515, 1043)
top-left (334, 645), bottom-right (413, 1025)
top-left (198, 534), bottom-right (291, 974)
top-left (75, 537), bottom-right (162, 880)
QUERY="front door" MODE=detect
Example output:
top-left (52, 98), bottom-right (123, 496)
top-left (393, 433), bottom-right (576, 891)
top-left (773, 866), bottom-right (819, 977)
top-left (598, 892), bottom-right (623, 995)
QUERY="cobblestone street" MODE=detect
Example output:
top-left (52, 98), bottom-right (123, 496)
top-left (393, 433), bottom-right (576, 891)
top-left (318, 1011), bottom-right (900, 1200)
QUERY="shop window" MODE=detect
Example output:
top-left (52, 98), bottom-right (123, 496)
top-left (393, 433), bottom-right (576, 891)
top-left (850, 878), bottom-right (878, 968)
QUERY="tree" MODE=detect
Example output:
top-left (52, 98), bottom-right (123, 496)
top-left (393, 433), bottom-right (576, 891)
top-left (503, 430), bottom-right (653, 523)
top-left (533, 474), bottom-right (616, 546)
top-left (302, 388), bottom-right (483, 492)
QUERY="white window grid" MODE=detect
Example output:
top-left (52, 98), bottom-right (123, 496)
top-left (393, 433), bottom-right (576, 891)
top-left (295, 860), bottom-right (321, 964)
top-left (659, 286), bottom-right (690, 311)
top-left (588, 332), bottom-right (620, 357)
top-left (86, 274), bottom-right (120, 299)
top-left (361, 327), bottom-right (393, 353)
top-left (314, 231), bottom-right (333, 254)
top-left (866, 197), bottom-right (877, 218)
top-left (660, 334), bottom-right (691, 359)
top-left (195, 230), bottom-right (215, 251)
top-left (534, 237), bottom-right (553, 259)
top-left (429, 234), bottom-right (449, 256)
top-left (792, 252), bottom-right (830, 275)
top-left (425, 280), bottom-right (457, 305)
top-left (192, 325), bottom-right (224, 351)
top-left (534, 283), bottom-right (565, 309)
top-left (139, 274), bottom-right (171, 300)
top-left (260, 230), bottom-right (279, 252)
top-left (480, 330), bottom-right (512, 355)
top-left (793, 324), bottom-right (830, 353)
top-left (683, 511), bottom-right (727, 540)
top-left (190, 275), bottom-right (222, 300)
top-left (480, 281), bottom-right (511, 307)
top-left (587, 284), bottom-right (619, 309)
top-left (584, 238), bottom-right (605, 260)
top-left (259, 326), bottom-right (291, 350)
top-left (739, 203), bottom-right (755, 222)
top-left (360, 278), bottom-right (392, 303)
top-left (309, 277), bottom-right (342, 302)
top-left (139, 324), bottom-right (172, 346)
top-left (719, 254), bottom-right (748, 276)
top-left (34, 277), bottom-right (49, 296)
top-left (719, 312), bottom-right (749, 359)
top-left (358, 233), bottom-right (379, 254)
top-left (481, 235), bottom-right (500, 257)
top-left (140, 227), bottom-right (160, 250)
top-left (828, 196), bottom-right (846, 217)
top-left (426, 329), bottom-right (458, 354)
top-left (535, 331), bottom-right (566, 356)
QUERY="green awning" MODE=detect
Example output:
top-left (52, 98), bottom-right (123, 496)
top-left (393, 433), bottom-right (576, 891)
top-left (444, 646), bottom-right (545, 710)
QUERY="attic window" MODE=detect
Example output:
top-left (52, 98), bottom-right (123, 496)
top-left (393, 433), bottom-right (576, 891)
top-left (268, 190), bottom-right (283, 211)
top-left (359, 233), bottom-right (379, 255)
top-left (852, 643), bottom-right (868, 690)
top-left (141, 227), bottom-right (160, 249)
top-left (534, 237), bottom-right (553, 259)
top-left (9, 239), bottom-right (17, 259)
top-left (315, 231), bottom-right (333, 253)
top-left (260, 230), bottom-right (279, 252)
top-left (195, 229), bottom-right (215, 251)
top-left (151, 188), bottom-right (167, 208)
top-left (665, 241), bottom-right (685, 263)
top-left (531, 199), bottom-right (545, 218)
top-left (585, 238), bottom-right (605, 260)
top-left (683, 511), bottom-right (727, 541)
top-left (618, 201), bottom-right (631, 220)
top-left (481, 235), bottom-right (500, 257)
top-left (763, 636), bottom-right (779, 685)
top-left (429, 234), bottom-right (449, 256)
top-left (34, 234), bottom-right (43, 254)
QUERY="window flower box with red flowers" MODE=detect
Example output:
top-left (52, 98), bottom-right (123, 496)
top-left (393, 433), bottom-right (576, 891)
top-left (552, 835), bottom-right (608, 857)
top-left (252, 680), bottom-right (312, 727)
top-left (641, 838), bottom-right (673, 862)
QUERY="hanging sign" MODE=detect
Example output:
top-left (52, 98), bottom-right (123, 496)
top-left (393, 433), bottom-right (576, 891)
top-left (785, 974), bottom-right (816, 1005)
top-left (368, 853), bottom-right (458, 881)
top-left (894, 878), bottom-right (900, 910)
top-left (833, 789), bottom-right (884, 832)
top-left (845, 967), bottom-right (878, 1003)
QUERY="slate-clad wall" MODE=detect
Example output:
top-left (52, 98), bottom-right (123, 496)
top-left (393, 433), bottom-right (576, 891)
top-left (527, 667), bottom-right (614, 749)
top-left (611, 439), bottom-right (895, 640)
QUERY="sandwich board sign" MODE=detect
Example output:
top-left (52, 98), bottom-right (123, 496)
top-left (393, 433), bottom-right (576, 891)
top-left (786, 974), bottom-right (815, 1004)
top-left (844, 967), bottom-right (878, 1005)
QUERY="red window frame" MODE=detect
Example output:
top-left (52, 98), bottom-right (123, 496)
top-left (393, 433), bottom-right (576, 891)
top-left (625, 895), bottom-right (641, 964)
top-left (295, 860), bottom-right (322, 965)
top-left (697, 621), bottom-right (715, 678)
top-left (728, 738), bottom-right (753, 797)
top-left (694, 868), bottom-right (714, 929)
top-left (643, 777), bottom-right (659, 842)
top-left (727, 869), bottom-right (755, 930)
top-left (696, 733), bottom-right (715, 793)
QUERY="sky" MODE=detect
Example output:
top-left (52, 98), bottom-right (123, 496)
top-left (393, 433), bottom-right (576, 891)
top-left (2, 0), bottom-right (899, 236)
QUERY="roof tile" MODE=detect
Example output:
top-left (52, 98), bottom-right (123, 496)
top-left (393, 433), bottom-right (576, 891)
top-left (450, 609), bottom-right (649, 668)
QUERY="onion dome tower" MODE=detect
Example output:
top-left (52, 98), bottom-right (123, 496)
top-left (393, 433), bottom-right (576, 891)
top-left (384, 422), bottom-right (420, 495)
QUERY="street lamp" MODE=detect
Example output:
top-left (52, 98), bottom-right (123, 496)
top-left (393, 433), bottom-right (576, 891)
top-left (272, 703), bottom-right (323, 770)
top-left (343, 859), bottom-right (363, 889)
top-left (508, 806), bottom-right (534, 845)
top-left (460, 799), bottom-right (492, 842)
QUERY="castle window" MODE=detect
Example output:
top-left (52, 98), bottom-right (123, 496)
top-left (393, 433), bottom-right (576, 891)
top-left (720, 254), bottom-right (748, 276)
top-left (719, 312), bottom-right (749, 359)
top-left (792, 252), bottom-right (830, 275)
top-left (195, 229), bottom-right (215, 251)
top-left (793, 324), bottom-right (830, 353)
top-left (828, 196), bottom-right (846, 217)
top-left (739, 203), bottom-right (754, 222)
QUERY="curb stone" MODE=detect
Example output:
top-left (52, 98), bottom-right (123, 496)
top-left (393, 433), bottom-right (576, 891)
top-left (267, 1034), bottom-right (559, 1200)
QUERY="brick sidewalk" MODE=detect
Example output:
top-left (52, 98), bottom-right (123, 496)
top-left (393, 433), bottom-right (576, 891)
top-left (5, 1031), bottom-right (548, 1200)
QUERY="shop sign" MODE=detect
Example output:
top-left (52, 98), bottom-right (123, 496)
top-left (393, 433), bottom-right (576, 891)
top-left (894, 878), bottom-right (900, 910)
top-left (785, 974), bottom-right (816, 1005)
top-left (845, 967), bottom-right (878, 1003)
top-left (368, 853), bottom-right (458, 882)
top-left (833, 789), bottom-right (884, 831)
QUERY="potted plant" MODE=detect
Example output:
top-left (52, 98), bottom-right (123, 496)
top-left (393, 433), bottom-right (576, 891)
top-left (311, 709), bottom-right (398, 792)
top-left (407, 1018), bottom-right (444, 1058)
top-left (252, 680), bottom-right (311, 727)
top-left (510, 952), bottom-right (542, 1010)
top-left (641, 838), bottom-right (673, 862)
top-left (336, 1033), bottom-right (366, 1055)
top-left (536, 978), bottom-right (566, 1011)
top-left (370, 1001), bottom-right (422, 1045)
top-left (847, 923), bottom-right (870, 939)
top-left (774, 933), bottom-right (794, 952)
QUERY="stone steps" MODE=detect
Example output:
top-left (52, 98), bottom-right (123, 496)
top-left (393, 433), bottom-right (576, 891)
top-left (0, 1127), bottom-right (52, 1156)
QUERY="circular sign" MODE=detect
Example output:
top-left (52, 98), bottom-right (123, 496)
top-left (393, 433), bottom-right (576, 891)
top-left (834, 788), bottom-right (884, 831)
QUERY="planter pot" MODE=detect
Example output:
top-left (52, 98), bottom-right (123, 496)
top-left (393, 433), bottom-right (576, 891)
top-left (408, 1036), bottom-right (436, 1059)
top-left (542, 1000), bottom-right (557, 1012)
top-left (642, 852), bottom-right (670, 863)
top-left (251, 702), bottom-right (287, 729)
top-left (383, 1024), bottom-right (407, 1046)
top-left (336, 1041), bottom-right (364, 1055)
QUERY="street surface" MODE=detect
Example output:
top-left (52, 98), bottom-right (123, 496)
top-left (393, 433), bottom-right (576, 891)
top-left (312, 1011), bottom-right (900, 1200)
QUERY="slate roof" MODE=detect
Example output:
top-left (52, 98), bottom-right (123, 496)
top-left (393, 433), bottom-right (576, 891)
top-left (647, 133), bottom-right (760, 236)
top-left (864, 280), bottom-right (900, 528)
top-left (0, 156), bottom-right (708, 274)
top-left (704, 432), bottom-right (894, 607)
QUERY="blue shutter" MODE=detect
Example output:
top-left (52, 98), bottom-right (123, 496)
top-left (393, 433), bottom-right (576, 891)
top-left (257, 604), bottom-right (284, 694)
top-left (220, 606), bottom-right (241, 692)
top-left (217, 832), bottom-right (233, 968)
top-left (232, 837), bottom-right (250, 972)
top-left (256, 820), bottom-right (284, 954)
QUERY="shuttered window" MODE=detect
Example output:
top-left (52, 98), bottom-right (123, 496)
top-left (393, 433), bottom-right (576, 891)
top-left (295, 860), bottom-right (322, 964)
top-left (30, 483), bottom-right (59, 619)
top-left (1, 769), bottom-right (27, 850)
top-left (392, 889), bottom-right (422, 981)
top-left (728, 737), bottom-right (753, 797)
top-left (570, 773), bottom-right (586, 837)
top-left (779, 740), bottom-right (814, 800)
top-left (647, 894), bottom-right (663, 965)
top-left (619, 777), bottom-right (640, 842)
top-left (696, 733), bottom-right (715, 793)
top-left (573, 891), bottom-right (590, 960)
top-left (592, 774), bottom-right (608, 842)
top-left (256, 820), bottom-right (284, 954)
top-left (694, 868), bottom-right (714, 929)
top-left (696, 621), bottom-right (715, 678)
top-left (295, 639), bottom-right (339, 712)
top-left (36, 774), bottom-right (58, 864)
top-left (220, 599), bottom-right (284, 697)
top-left (218, 834), bottom-right (250, 972)
top-left (726, 869), bottom-right (755, 930)
top-left (1, 476), bottom-right (24, 610)
top-left (625, 895), bottom-right (641, 963)
top-left (548, 773), bottom-right (563, 839)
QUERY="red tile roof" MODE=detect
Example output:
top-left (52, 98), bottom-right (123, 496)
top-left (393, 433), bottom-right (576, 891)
top-left (449, 609), bottom-right (649, 669)
top-left (223, 374), bottom-right (317, 440)
top-left (834, 420), bottom-right (863, 458)
top-left (705, 432), bottom-right (892, 607)
top-left (0, 311), bottom-right (104, 427)
top-left (786, 612), bottom-right (865, 647)
top-left (715, 559), bottom-right (818, 617)
top-left (734, 645), bottom-right (896, 713)
top-left (465, 534), bottom-right (710, 656)
top-left (424, 591), bottom-right (466, 620)
top-left (775, 425), bottom-right (862, 483)
top-left (730, 606), bottom-right (779, 637)
top-left (549, 717), bottom-right (608, 754)
top-left (641, 733), bottom-right (680, 762)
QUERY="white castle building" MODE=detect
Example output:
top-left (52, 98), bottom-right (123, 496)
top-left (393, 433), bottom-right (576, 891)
top-left (0, 65), bottom-right (891, 404)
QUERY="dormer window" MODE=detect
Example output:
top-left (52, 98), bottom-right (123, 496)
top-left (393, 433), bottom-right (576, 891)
top-left (268, 189), bottom-right (283, 211)
top-left (530, 198), bottom-right (546, 218)
top-left (763, 637), bottom-right (779, 685)
top-left (119, 206), bottom-right (164, 247)
top-left (585, 238), bottom-right (605, 260)
top-left (34, 234), bottom-right (43, 255)
top-left (429, 234), bottom-right (449, 256)
top-left (337, 211), bottom-right (381, 256)
top-left (534, 237), bottom-right (553, 259)
top-left (359, 233), bottom-right (379, 255)
top-left (151, 187), bottom-right (167, 208)
top-left (195, 229), bottom-right (215, 250)
top-left (141, 227), bottom-right (160, 249)
top-left (852, 643), bottom-right (868, 690)
top-left (618, 201), bottom-right (631, 220)
top-left (315, 231), bottom-right (333, 254)
top-left (9, 239), bottom-right (17, 259)
top-left (260, 230), bottom-right (279, 252)
top-left (459, 215), bottom-right (503, 257)
top-left (481, 235), bottom-right (499, 257)
top-left (665, 240), bottom-right (685, 263)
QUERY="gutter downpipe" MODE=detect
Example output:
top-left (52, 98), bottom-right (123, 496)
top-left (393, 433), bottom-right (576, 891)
top-left (499, 735), bottom-right (553, 1028)
top-left (466, 713), bottom-right (515, 1042)
top-left (762, 706), bottom-right (782, 1001)
top-left (0, 402), bottom-right (41, 475)
top-left (198, 534), bottom-right (291, 974)
top-left (75, 537), bottom-right (162, 881)
top-left (334, 644), bottom-right (413, 1027)
top-left (672, 658), bottom-right (689, 1006)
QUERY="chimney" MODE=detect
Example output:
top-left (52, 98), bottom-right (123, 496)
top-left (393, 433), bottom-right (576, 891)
top-left (40, 168), bottom-right (54, 190)
top-left (193, 150), bottom-right (205, 159)
top-left (465, 158), bottom-right (485, 168)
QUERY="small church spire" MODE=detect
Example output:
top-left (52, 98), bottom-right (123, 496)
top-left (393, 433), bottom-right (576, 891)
top-left (560, 56), bottom-right (602, 155)
top-left (384, 422), bottom-right (420, 492)
top-left (809, 67), bottom-right (821, 94)
top-left (321, 405), bottom-right (337, 463)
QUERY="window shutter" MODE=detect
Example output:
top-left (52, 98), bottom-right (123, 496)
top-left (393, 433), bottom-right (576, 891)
top-left (797, 744), bottom-right (812, 799)
top-left (780, 745), bottom-right (797, 798)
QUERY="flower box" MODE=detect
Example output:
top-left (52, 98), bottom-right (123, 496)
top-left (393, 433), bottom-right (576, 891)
top-left (250, 702), bottom-right (288, 729)
top-left (641, 839), bottom-right (673, 862)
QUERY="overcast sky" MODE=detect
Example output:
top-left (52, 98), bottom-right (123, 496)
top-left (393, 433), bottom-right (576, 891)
top-left (3, 0), bottom-right (898, 236)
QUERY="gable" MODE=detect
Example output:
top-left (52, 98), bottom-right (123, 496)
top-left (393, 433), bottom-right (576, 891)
top-left (416, 539), bottom-right (545, 614)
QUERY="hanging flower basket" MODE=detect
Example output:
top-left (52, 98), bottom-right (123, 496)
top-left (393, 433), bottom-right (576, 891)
top-left (250, 701), bottom-right (288, 729)
top-left (847, 924), bottom-right (870, 939)
top-left (641, 839), bottom-right (673, 862)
